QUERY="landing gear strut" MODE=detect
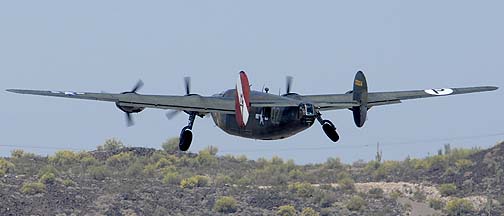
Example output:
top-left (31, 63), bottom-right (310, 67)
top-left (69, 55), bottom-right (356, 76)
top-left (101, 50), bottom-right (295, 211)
top-left (179, 112), bottom-right (196, 151)
top-left (317, 115), bottom-right (340, 142)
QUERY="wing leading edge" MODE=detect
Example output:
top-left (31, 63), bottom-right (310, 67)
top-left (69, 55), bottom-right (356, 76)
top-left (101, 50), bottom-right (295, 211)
top-left (6, 89), bottom-right (236, 114)
top-left (301, 86), bottom-right (498, 111)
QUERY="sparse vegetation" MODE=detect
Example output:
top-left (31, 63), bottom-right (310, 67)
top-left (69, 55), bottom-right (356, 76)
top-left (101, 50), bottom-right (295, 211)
top-left (39, 172), bottom-right (56, 184)
top-left (277, 205), bottom-right (296, 216)
top-left (288, 182), bottom-right (315, 197)
top-left (213, 196), bottom-right (238, 213)
top-left (97, 138), bottom-right (125, 151)
top-left (88, 165), bottom-right (109, 180)
top-left (301, 207), bottom-right (319, 216)
top-left (0, 158), bottom-right (15, 175)
top-left (439, 183), bottom-right (457, 197)
top-left (2, 138), bottom-right (503, 215)
top-left (429, 198), bottom-right (444, 210)
top-left (346, 195), bottom-right (366, 211)
top-left (161, 137), bottom-right (179, 152)
top-left (20, 182), bottom-right (46, 195)
top-left (368, 187), bottom-right (384, 198)
top-left (162, 172), bottom-right (181, 185)
top-left (180, 175), bottom-right (210, 188)
top-left (445, 198), bottom-right (474, 215)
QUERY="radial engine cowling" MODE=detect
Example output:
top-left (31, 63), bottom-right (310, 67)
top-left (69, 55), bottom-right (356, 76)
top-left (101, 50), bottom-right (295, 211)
top-left (116, 103), bottom-right (145, 114)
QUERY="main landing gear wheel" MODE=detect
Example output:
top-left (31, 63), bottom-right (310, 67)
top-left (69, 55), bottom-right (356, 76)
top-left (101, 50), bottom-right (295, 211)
top-left (179, 112), bottom-right (196, 151)
top-left (317, 115), bottom-right (340, 142)
top-left (179, 126), bottom-right (193, 151)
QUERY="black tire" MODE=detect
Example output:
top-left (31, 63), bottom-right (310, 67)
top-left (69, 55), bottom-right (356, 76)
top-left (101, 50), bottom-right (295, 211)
top-left (179, 126), bottom-right (193, 151)
top-left (322, 120), bottom-right (339, 142)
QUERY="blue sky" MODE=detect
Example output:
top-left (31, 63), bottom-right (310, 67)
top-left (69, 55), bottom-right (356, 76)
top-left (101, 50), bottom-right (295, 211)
top-left (1, 1), bottom-right (502, 164)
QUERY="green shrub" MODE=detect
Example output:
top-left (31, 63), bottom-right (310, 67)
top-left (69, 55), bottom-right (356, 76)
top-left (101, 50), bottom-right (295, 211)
top-left (196, 150), bottom-right (217, 167)
top-left (429, 198), bottom-right (444, 210)
top-left (288, 169), bottom-right (304, 180)
top-left (346, 195), bottom-right (366, 211)
top-left (445, 198), bottom-right (474, 216)
top-left (214, 174), bottom-right (233, 187)
top-left (162, 172), bottom-right (181, 185)
top-left (155, 158), bottom-right (171, 168)
top-left (338, 177), bottom-right (355, 192)
top-left (143, 163), bottom-right (157, 177)
top-left (439, 183), bottom-right (457, 197)
top-left (236, 155), bottom-right (248, 162)
top-left (202, 146), bottom-right (219, 156)
top-left (106, 152), bottom-right (133, 168)
top-left (10, 149), bottom-right (25, 158)
top-left (0, 158), bottom-right (15, 175)
top-left (288, 182), bottom-right (315, 197)
top-left (277, 205), bottom-right (296, 216)
top-left (97, 138), bottom-right (124, 151)
top-left (80, 155), bottom-right (99, 168)
top-left (313, 189), bottom-right (337, 208)
top-left (49, 150), bottom-right (79, 166)
top-left (38, 165), bottom-right (59, 177)
top-left (21, 182), bottom-right (46, 195)
top-left (368, 187), bottom-right (384, 198)
top-left (213, 196), bottom-right (238, 213)
top-left (455, 159), bottom-right (473, 170)
top-left (88, 166), bottom-right (110, 180)
top-left (301, 207), bottom-right (319, 216)
top-left (390, 190), bottom-right (402, 199)
top-left (413, 190), bottom-right (426, 202)
top-left (180, 175), bottom-right (210, 188)
top-left (10, 149), bottom-right (37, 159)
top-left (62, 179), bottom-right (76, 187)
top-left (126, 161), bottom-right (144, 177)
top-left (161, 137), bottom-right (179, 152)
top-left (324, 157), bottom-right (343, 169)
top-left (236, 177), bottom-right (252, 186)
top-left (39, 172), bottom-right (56, 184)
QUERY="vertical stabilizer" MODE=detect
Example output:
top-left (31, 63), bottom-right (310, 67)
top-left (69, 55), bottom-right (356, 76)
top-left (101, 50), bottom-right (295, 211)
top-left (235, 71), bottom-right (251, 127)
top-left (352, 71), bottom-right (368, 127)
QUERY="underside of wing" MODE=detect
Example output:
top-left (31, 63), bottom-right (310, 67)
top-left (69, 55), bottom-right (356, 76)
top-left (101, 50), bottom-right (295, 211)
top-left (300, 86), bottom-right (498, 111)
top-left (6, 89), bottom-right (236, 114)
top-left (367, 86), bottom-right (498, 106)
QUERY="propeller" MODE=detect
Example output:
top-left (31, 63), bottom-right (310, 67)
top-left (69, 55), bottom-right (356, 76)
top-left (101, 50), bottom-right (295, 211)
top-left (120, 80), bottom-right (144, 127)
top-left (166, 110), bottom-right (180, 120)
top-left (131, 80), bottom-right (144, 94)
top-left (286, 76), bottom-right (293, 94)
top-left (184, 76), bottom-right (191, 95)
top-left (164, 76), bottom-right (192, 120)
top-left (126, 113), bottom-right (134, 127)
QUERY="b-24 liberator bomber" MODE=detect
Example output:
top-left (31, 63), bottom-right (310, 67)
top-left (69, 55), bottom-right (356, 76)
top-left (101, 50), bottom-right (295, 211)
top-left (7, 71), bottom-right (498, 151)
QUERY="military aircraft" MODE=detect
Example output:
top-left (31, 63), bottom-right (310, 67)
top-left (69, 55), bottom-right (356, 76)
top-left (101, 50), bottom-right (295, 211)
top-left (7, 71), bottom-right (498, 151)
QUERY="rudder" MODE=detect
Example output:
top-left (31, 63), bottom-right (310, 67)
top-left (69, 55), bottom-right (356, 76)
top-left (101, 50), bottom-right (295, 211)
top-left (352, 71), bottom-right (368, 127)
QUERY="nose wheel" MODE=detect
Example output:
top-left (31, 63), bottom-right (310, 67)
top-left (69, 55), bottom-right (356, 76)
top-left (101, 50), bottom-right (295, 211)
top-left (317, 115), bottom-right (340, 142)
top-left (179, 112), bottom-right (196, 151)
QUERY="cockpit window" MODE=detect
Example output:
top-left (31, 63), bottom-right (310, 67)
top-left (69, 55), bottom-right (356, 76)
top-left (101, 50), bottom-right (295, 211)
top-left (306, 104), bottom-right (314, 116)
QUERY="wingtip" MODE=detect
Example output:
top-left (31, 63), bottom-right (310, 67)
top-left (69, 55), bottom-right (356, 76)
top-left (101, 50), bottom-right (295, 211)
top-left (6, 89), bottom-right (18, 93)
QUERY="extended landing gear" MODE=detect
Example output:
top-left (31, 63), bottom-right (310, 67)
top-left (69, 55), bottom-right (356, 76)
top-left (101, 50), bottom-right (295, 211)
top-left (317, 116), bottom-right (339, 142)
top-left (179, 112), bottom-right (196, 151)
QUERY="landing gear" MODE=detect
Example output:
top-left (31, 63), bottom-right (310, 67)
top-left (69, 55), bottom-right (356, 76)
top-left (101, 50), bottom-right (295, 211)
top-left (317, 115), bottom-right (340, 142)
top-left (179, 112), bottom-right (196, 151)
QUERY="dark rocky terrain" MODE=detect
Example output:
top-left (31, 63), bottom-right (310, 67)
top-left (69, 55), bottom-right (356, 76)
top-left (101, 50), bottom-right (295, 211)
top-left (1, 139), bottom-right (503, 215)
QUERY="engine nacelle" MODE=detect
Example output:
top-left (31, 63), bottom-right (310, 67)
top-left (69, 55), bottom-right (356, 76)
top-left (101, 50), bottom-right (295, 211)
top-left (116, 103), bottom-right (145, 114)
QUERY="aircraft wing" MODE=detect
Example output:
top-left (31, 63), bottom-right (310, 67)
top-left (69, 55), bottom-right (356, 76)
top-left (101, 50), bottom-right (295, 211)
top-left (6, 89), bottom-right (236, 114)
top-left (302, 86), bottom-right (498, 111)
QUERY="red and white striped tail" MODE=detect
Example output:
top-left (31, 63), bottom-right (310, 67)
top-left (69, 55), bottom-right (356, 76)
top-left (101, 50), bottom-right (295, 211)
top-left (235, 71), bottom-right (251, 127)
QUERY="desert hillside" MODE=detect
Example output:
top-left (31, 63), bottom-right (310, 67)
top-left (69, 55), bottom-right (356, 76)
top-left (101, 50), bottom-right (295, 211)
top-left (1, 138), bottom-right (503, 215)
